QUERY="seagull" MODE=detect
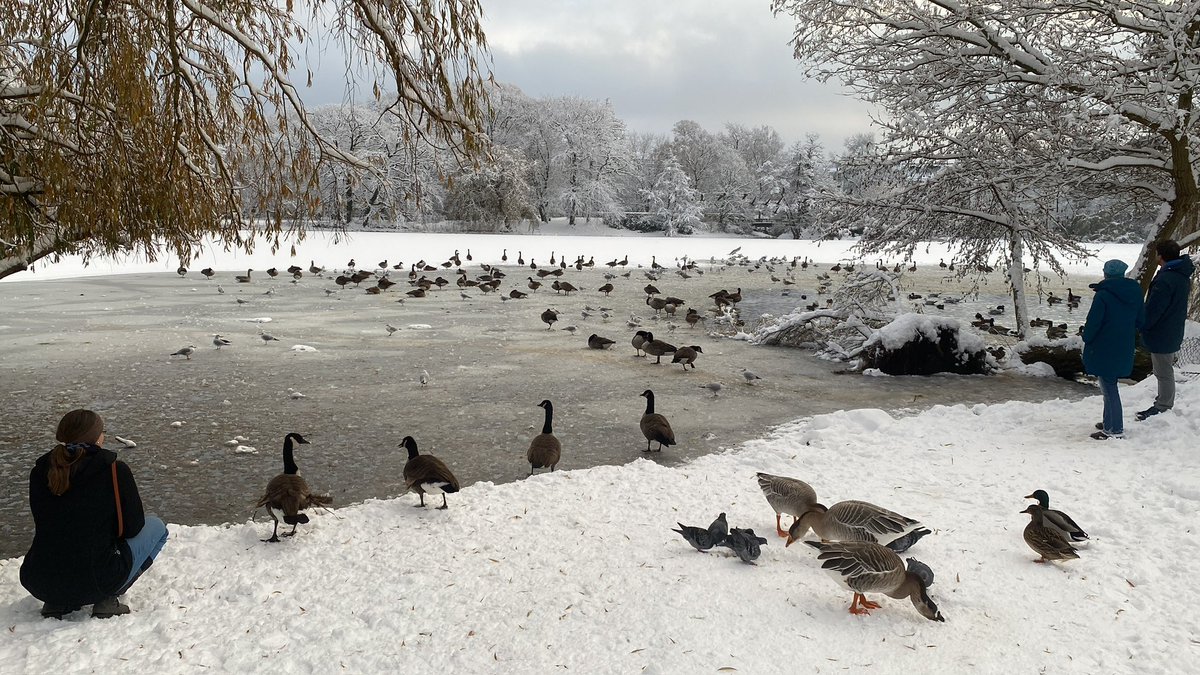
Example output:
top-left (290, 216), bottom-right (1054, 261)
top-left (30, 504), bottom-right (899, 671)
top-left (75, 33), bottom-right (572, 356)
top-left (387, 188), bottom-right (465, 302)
top-left (420, 369), bottom-right (430, 386)
top-left (386, 324), bottom-right (399, 336)
top-left (460, 292), bottom-right (472, 300)
top-left (561, 325), bottom-right (578, 336)
top-left (259, 332), bottom-right (280, 344)
top-left (170, 345), bottom-right (196, 360)
top-left (213, 335), bottom-right (232, 349)
top-left (728, 246), bottom-right (742, 255)
top-left (699, 382), bottom-right (723, 397)
top-left (741, 368), bottom-right (763, 385)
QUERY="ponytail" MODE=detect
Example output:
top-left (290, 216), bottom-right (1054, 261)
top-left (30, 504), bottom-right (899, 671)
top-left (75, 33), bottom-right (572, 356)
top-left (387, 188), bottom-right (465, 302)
top-left (48, 410), bottom-right (104, 496)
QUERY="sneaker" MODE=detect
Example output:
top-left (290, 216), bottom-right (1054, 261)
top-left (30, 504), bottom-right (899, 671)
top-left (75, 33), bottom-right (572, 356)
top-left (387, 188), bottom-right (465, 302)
top-left (91, 596), bottom-right (130, 619)
top-left (1090, 430), bottom-right (1125, 440)
top-left (1135, 406), bottom-right (1163, 421)
top-left (40, 603), bottom-right (80, 620)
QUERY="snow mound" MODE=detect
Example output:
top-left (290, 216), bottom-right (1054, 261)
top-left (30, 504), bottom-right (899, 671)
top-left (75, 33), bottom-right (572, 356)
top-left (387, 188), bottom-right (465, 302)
top-left (289, 345), bottom-right (318, 352)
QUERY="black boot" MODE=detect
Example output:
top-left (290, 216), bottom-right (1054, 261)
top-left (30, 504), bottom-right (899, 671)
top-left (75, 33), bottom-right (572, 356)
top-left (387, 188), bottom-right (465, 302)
top-left (91, 596), bottom-right (130, 619)
top-left (40, 603), bottom-right (80, 620)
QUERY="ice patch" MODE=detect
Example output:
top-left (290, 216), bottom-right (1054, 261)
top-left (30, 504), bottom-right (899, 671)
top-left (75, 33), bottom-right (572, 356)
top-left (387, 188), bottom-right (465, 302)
top-left (290, 345), bottom-right (318, 352)
top-left (242, 317), bottom-right (272, 323)
top-left (407, 324), bottom-right (433, 330)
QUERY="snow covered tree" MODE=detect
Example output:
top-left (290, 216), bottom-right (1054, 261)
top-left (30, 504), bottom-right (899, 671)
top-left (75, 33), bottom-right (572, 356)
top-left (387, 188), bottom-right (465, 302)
top-left (0, 0), bottom-right (490, 279)
top-left (644, 157), bottom-right (704, 236)
top-left (443, 149), bottom-right (536, 231)
top-left (772, 0), bottom-right (1200, 296)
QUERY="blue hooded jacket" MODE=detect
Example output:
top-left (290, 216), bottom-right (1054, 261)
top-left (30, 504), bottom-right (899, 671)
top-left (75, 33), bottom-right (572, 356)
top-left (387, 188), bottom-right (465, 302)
top-left (1141, 254), bottom-right (1194, 353)
top-left (1082, 275), bottom-right (1145, 378)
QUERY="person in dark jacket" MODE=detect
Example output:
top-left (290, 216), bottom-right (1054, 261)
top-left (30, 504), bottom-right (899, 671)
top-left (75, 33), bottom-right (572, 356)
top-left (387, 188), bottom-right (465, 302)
top-left (1136, 240), bottom-right (1195, 420)
top-left (20, 410), bottom-right (168, 619)
top-left (1082, 259), bottom-right (1146, 440)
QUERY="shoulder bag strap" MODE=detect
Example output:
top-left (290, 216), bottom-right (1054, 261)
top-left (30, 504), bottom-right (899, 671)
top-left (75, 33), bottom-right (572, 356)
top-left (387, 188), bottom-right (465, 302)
top-left (111, 462), bottom-right (124, 538)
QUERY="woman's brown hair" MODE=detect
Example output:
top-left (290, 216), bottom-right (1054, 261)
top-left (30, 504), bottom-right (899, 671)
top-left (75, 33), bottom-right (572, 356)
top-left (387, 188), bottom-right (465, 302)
top-left (48, 409), bottom-right (104, 496)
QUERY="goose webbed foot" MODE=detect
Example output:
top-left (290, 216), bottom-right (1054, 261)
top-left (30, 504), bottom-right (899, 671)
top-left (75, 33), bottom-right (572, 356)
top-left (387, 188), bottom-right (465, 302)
top-left (438, 495), bottom-right (449, 509)
top-left (775, 514), bottom-right (788, 539)
top-left (262, 535), bottom-right (281, 543)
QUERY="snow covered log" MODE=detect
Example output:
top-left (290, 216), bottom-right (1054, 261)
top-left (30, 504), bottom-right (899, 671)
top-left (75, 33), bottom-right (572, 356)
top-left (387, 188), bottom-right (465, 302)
top-left (859, 314), bottom-right (990, 376)
top-left (1015, 338), bottom-right (1152, 382)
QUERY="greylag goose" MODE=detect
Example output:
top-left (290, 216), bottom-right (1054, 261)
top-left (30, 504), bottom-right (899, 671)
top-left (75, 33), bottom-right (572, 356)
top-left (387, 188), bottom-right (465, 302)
top-left (785, 500), bottom-right (931, 552)
top-left (254, 433), bottom-right (332, 542)
top-left (756, 473), bottom-right (818, 537)
top-left (527, 400), bottom-right (562, 475)
top-left (805, 541), bottom-right (945, 621)
top-left (639, 389), bottom-right (676, 452)
top-left (400, 436), bottom-right (460, 509)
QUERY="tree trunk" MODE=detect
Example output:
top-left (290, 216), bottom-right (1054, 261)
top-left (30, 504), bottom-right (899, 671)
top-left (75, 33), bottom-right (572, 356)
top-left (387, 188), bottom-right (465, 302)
top-left (1007, 229), bottom-right (1030, 340)
top-left (1138, 134), bottom-right (1199, 290)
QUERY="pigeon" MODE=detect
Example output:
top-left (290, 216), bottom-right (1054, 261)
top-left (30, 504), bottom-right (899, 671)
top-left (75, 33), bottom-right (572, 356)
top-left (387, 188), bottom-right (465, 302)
top-left (699, 382), bottom-right (723, 397)
top-left (672, 522), bottom-right (721, 552)
top-left (170, 345), bottom-right (196, 360)
top-left (212, 335), bottom-right (232, 349)
top-left (259, 332), bottom-right (280, 344)
top-left (717, 527), bottom-right (768, 564)
top-left (707, 512), bottom-right (729, 543)
top-left (741, 368), bottom-right (763, 385)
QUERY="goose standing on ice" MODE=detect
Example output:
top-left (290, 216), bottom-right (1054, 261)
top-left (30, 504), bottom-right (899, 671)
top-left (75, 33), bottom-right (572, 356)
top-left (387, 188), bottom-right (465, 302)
top-left (527, 400), bottom-right (562, 475)
top-left (638, 389), bottom-right (676, 452)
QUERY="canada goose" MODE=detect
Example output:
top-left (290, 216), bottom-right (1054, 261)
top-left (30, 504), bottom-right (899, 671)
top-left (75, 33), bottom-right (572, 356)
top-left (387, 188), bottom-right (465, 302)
top-left (254, 433), bottom-right (332, 542)
top-left (804, 541), bottom-right (944, 621)
top-left (527, 277), bottom-right (542, 292)
top-left (509, 289), bottom-right (528, 299)
top-left (587, 334), bottom-right (616, 350)
top-left (631, 330), bottom-right (650, 356)
top-left (265, 267), bottom-right (279, 278)
top-left (725, 288), bottom-right (742, 304)
top-left (518, 251), bottom-right (525, 265)
top-left (502, 249), bottom-right (508, 262)
top-left (598, 283), bottom-right (614, 296)
top-left (400, 436), bottom-right (460, 509)
top-left (170, 345), bottom-right (197, 360)
top-left (556, 281), bottom-right (577, 294)
top-left (541, 308), bottom-right (559, 329)
top-left (786, 500), bottom-right (932, 553)
top-left (213, 335), bottom-right (232, 349)
top-left (644, 284), bottom-right (661, 296)
top-left (646, 296), bottom-right (669, 314)
top-left (201, 268), bottom-right (215, 280)
top-left (639, 389), bottom-right (676, 452)
top-left (756, 473), bottom-right (818, 538)
top-left (685, 308), bottom-right (702, 328)
top-left (234, 269), bottom-right (253, 283)
top-left (176, 265), bottom-right (187, 277)
top-left (671, 345), bottom-right (703, 370)
top-left (1024, 490), bottom-right (1088, 541)
top-left (310, 260), bottom-right (324, 275)
top-left (527, 400), bottom-right (562, 475)
top-left (1067, 288), bottom-right (1082, 304)
top-left (641, 332), bottom-right (677, 364)
top-left (1020, 504), bottom-right (1080, 562)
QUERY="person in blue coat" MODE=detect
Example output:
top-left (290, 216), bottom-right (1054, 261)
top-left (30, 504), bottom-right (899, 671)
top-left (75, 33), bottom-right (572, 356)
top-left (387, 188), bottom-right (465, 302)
top-left (1136, 240), bottom-right (1195, 420)
top-left (1081, 259), bottom-right (1145, 440)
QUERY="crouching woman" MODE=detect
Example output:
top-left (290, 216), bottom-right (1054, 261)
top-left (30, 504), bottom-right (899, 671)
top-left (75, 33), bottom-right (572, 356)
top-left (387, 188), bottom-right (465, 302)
top-left (20, 409), bottom-right (168, 619)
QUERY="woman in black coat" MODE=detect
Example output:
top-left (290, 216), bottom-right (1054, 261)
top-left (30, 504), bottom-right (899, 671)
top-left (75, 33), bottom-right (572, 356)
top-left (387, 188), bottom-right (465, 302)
top-left (20, 409), bottom-right (168, 619)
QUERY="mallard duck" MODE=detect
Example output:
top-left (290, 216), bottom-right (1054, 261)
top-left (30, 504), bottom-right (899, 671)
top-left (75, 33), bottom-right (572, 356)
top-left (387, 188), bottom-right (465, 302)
top-left (587, 334), bottom-right (616, 350)
top-left (527, 400), bottom-right (562, 475)
top-left (254, 433), bottom-right (332, 542)
top-left (786, 500), bottom-right (931, 553)
top-left (671, 345), bottom-right (702, 370)
top-left (400, 436), bottom-right (460, 509)
top-left (805, 541), bottom-right (945, 621)
top-left (756, 472), bottom-right (818, 538)
top-left (639, 389), bottom-right (676, 452)
top-left (1020, 504), bottom-right (1080, 562)
top-left (1023, 490), bottom-right (1088, 541)
top-left (641, 332), bottom-right (677, 364)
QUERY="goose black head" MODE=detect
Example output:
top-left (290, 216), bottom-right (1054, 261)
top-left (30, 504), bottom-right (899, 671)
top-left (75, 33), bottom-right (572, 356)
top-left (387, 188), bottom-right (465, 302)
top-left (537, 400), bottom-right (553, 410)
top-left (399, 435), bottom-right (419, 459)
top-left (640, 389), bottom-right (654, 399)
top-left (285, 433), bottom-right (309, 445)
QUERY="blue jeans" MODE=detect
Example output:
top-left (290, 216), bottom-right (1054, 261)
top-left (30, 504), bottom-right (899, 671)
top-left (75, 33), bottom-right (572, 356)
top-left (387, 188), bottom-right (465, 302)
top-left (1097, 376), bottom-right (1123, 435)
top-left (117, 515), bottom-right (168, 594)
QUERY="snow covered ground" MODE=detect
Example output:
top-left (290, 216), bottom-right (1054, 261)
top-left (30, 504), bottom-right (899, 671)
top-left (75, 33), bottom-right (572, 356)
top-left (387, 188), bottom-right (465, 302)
top-left (2, 227), bottom-right (1196, 673)
top-left (1, 372), bottom-right (1197, 672)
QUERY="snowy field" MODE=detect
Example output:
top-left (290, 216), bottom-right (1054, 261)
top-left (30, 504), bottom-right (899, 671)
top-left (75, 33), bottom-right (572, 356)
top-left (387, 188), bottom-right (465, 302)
top-left (0, 374), bottom-right (1197, 673)
top-left (1, 226), bottom-right (1196, 673)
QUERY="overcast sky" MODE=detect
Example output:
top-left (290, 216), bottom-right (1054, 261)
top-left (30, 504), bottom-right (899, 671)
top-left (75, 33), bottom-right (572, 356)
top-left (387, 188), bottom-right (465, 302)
top-left (483, 0), bottom-right (876, 148)
top-left (307, 1), bottom-right (877, 150)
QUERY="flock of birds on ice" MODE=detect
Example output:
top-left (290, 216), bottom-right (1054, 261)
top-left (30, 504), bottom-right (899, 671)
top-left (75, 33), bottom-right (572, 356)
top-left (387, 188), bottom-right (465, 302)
top-left (157, 247), bottom-right (1094, 621)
